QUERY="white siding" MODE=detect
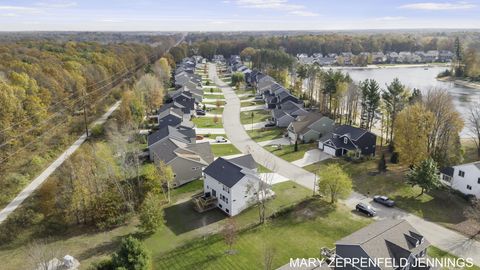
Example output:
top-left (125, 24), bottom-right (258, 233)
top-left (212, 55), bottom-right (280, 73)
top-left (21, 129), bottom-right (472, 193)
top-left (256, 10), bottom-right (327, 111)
top-left (449, 164), bottom-right (480, 198)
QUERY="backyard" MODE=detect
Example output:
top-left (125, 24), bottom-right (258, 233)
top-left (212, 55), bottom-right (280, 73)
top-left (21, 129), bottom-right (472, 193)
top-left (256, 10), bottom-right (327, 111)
top-left (247, 128), bottom-right (284, 142)
top-left (210, 144), bottom-right (241, 157)
top-left (240, 110), bottom-right (271, 125)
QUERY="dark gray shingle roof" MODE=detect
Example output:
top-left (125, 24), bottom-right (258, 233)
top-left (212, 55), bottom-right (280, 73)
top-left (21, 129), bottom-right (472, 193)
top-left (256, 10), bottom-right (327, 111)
top-left (229, 154), bottom-right (257, 170)
top-left (203, 158), bottom-right (245, 188)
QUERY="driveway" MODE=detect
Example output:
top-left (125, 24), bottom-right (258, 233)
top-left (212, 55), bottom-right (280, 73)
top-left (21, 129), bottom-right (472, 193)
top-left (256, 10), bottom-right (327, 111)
top-left (208, 63), bottom-right (480, 266)
top-left (243, 121), bottom-right (268, 130)
top-left (258, 137), bottom-right (291, 147)
top-left (291, 149), bottom-right (331, 167)
top-left (195, 127), bottom-right (225, 134)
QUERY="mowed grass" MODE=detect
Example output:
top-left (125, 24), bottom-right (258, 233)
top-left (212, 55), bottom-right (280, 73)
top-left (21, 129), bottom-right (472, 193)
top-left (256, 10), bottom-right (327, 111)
top-left (206, 107), bottom-right (224, 114)
top-left (265, 143), bottom-right (317, 162)
top-left (247, 128), bottom-right (285, 142)
top-left (145, 181), bottom-right (313, 264)
top-left (235, 89), bottom-right (256, 96)
top-left (203, 100), bottom-right (226, 106)
top-left (210, 144), bottom-right (241, 157)
top-left (241, 100), bottom-right (265, 107)
top-left (240, 110), bottom-right (271, 125)
top-left (192, 116), bottom-right (223, 128)
top-left (154, 198), bottom-right (370, 270)
top-left (203, 94), bottom-right (225, 100)
top-left (427, 246), bottom-right (480, 270)
top-left (204, 88), bottom-right (223, 93)
top-left (303, 156), bottom-right (475, 236)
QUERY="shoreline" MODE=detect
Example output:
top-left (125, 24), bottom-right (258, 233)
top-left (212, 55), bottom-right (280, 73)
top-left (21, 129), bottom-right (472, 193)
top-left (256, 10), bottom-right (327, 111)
top-left (324, 63), bottom-right (450, 70)
top-left (437, 76), bottom-right (480, 90)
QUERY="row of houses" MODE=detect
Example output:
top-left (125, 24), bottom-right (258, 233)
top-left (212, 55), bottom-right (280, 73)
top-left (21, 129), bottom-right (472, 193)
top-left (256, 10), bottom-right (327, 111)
top-left (147, 57), bottom-right (214, 187)
top-left (297, 50), bottom-right (454, 66)
top-left (247, 64), bottom-right (378, 158)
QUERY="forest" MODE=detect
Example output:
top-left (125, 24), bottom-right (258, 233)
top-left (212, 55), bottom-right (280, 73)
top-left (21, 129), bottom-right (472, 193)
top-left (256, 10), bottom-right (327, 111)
top-left (0, 36), bottom-right (177, 209)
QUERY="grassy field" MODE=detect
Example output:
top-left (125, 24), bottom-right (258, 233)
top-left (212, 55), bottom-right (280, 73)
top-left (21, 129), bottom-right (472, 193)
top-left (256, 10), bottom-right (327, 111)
top-left (204, 88), bottom-right (223, 93)
top-left (303, 156), bottom-right (479, 238)
top-left (428, 246), bottom-right (480, 270)
top-left (210, 144), bottom-right (241, 157)
top-left (203, 100), bottom-right (226, 106)
top-left (240, 110), bottom-right (271, 125)
top-left (265, 143), bottom-right (317, 162)
top-left (153, 198), bottom-right (370, 270)
top-left (247, 128), bottom-right (284, 142)
top-left (206, 107), bottom-right (224, 114)
top-left (192, 117), bottom-right (223, 128)
top-left (234, 89), bottom-right (256, 96)
top-left (241, 100), bottom-right (265, 107)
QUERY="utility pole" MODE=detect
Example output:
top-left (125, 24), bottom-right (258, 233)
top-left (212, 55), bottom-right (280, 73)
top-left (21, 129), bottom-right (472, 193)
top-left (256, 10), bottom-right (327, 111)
top-left (82, 88), bottom-right (89, 137)
top-left (251, 111), bottom-right (254, 131)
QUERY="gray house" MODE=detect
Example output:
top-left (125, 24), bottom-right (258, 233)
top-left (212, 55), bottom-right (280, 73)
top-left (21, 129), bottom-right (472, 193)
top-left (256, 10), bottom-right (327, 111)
top-left (272, 101), bottom-right (308, 127)
top-left (335, 219), bottom-right (430, 270)
top-left (287, 113), bottom-right (334, 143)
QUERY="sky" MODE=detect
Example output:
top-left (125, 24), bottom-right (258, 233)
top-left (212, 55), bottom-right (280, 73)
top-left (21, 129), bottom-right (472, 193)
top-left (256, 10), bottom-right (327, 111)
top-left (0, 0), bottom-right (479, 31)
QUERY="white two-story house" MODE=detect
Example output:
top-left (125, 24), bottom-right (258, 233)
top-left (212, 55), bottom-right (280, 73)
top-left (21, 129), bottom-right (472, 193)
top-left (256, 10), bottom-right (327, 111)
top-left (440, 161), bottom-right (480, 198)
top-left (201, 154), bottom-right (272, 216)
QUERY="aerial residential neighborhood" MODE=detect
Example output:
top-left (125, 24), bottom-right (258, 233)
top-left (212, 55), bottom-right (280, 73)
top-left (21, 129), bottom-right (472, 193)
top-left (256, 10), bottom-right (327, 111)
top-left (1, 1), bottom-right (480, 270)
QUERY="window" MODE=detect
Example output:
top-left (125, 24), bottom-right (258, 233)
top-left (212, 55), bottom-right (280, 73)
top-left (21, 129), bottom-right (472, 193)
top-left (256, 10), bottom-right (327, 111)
top-left (459, 170), bottom-right (465, 177)
top-left (478, 178), bottom-right (480, 184)
top-left (219, 204), bottom-right (222, 208)
top-left (467, 185), bottom-right (472, 190)
top-left (226, 209), bottom-right (229, 213)
top-left (225, 197), bottom-right (229, 204)
top-left (344, 137), bottom-right (348, 144)
top-left (222, 185), bottom-right (230, 193)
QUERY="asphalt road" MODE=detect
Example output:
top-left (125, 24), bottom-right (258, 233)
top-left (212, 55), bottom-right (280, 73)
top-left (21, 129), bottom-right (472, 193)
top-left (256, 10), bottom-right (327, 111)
top-left (209, 63), bottom-right (480, 266)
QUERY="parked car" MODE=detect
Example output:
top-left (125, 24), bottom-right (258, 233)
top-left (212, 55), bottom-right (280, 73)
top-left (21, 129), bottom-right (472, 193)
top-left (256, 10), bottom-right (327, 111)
top-left (355, 203), bottom-right (376, 217)
top-left (373, 195), bottom-right (395, 207)
top-left (215, 136), bottom-right (228, 143)
top-left (196, 109), bottom-right (206, 116)
top-left (254, 95), bottom-right (263, 100)
top-left (264, 122), bottom-right (276, 127)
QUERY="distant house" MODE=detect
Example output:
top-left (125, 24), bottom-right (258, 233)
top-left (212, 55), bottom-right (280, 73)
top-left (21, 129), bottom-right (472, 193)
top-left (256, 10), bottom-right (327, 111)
top-left (334, 219), bottom-right (430, 270)
top-left (157, 107), bottom-right (192, 130)
top-left (170, 91), bottom-right (196, 115)
top-left (319, 125), bottom-right (376, 157)
top-left (271, 101), bottom-right (308, 127)
top-left (147, 126), bottom-right (213, 187)
top-left (287, 112), bottom-right (334, 143)
top-left (440, 161), bottom-right (480, 198)
top-left (202, 154), bottom-right (273, 216)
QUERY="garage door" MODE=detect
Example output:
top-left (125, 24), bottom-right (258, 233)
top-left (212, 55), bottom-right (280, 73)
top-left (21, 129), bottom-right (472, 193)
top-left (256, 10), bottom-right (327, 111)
top-left (323, 145), bottom-right (337, 156)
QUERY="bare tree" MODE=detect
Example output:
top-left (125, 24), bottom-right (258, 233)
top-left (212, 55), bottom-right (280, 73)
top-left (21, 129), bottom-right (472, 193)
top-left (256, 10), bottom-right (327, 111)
top-left (469, 103), bottom-right (480, 158)
top-left (25, 239), bottom-right (63, 270)
top-left (247, 160), bottom-right (276, 224)
top-left (263, 242), bottom-right (277, 270)
top-left (222, 217), bottom-right (238, 254)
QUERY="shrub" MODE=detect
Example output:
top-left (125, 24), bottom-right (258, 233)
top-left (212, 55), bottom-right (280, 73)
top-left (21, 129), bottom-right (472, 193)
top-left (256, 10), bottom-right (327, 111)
top-left (390, 152), bottom-right (399, 164)
top-left (90, 124), bottom-right (105, 138)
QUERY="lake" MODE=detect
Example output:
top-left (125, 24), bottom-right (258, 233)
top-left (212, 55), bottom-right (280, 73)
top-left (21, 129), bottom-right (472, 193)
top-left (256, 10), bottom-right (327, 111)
top-left (338, 66), bottom-right (480, 138)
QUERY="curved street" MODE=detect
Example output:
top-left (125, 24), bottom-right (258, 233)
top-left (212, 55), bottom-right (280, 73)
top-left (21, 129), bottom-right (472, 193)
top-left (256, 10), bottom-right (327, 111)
top-left (208, 62), bottom-right (480, 266)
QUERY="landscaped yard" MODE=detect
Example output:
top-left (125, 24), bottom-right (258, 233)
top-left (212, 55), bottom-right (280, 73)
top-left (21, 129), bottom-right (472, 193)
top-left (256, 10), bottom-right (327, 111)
top-left (204, 88), bottom-right (223, 93)
top-left (235, 88), bottom-right (256, 96)
top-left (152, 197), bottom-right (370, 270)
top-left (203, 100), bottom-right (226, 106)
top-left (210, 144), bottom-right (241, 157)
top-left (303, 156), bottom-right (480, 239)
top-left (241, 100), bottom-right (265, 107)
top-left (240, 110), bottom-right (271, 125)
top-left (265, 142), bottom-right (317, 162)
top-left (247, 128), bottom-right (284, 142)
top-left (203, 94), bottom-right (225, 100)
top-left (206, 106), bottom-right (224, 114)
top-left (192, 116), bottom-right (223, 128)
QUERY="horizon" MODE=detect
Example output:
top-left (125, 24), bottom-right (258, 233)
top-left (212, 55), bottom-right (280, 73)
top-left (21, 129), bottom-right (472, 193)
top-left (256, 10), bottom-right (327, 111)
top-left (1, 0), bottom-right (480, 31)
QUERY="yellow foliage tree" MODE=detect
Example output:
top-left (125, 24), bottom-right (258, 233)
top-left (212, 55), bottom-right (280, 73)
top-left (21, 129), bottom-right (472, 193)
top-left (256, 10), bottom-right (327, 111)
top-left (394, 103), bottom-right (434, 166)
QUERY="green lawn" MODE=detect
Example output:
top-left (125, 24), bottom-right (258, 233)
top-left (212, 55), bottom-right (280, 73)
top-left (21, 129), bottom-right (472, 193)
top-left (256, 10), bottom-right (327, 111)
top-left (239, 94), bottom-right (255, 100)
top-left (192, 117), bottom-right (223, 128)
top-left (171, 179), bottom-right (204, 203)
top-left (241, 100), bottom-right (265, 107)
top-left (153, 197), bottom-right (370, 270)
top-left (240, 110), bottom-right (271, 125)
top-left (203, 94), bottom-right (225, 100)
top-left (265, 143), bottom-right (317, 162)
top-left (210, 144), bottom-right (241, 157)
top-left (203, 100), bottom-right (226, 106)
top-left (247, 128), bottom-right (285, 142)
top-left (206, 107), bottom-right (224, 114)
top-left (428, 246), bottom-right (480, 270)
top-left (303, 157), bottom-right (475, 236)
top-left (204, 88), bottom-right (223, 93)
top-left (235, 89), bottom-right (256, 96)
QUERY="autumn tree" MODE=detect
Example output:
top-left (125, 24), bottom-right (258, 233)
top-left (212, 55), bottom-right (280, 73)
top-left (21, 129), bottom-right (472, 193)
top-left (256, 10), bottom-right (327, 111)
top-left (424, 89), bottom-right (464, 167)
top-left (139, 193), bottom-right (164, 233)
top-left (231, 72), bottom-right (245, 88)
top-left (240, 47), bottom-right (256, 62)
top-left (154, 159), bottom-right (175, 203)
top-left (394, 103), bottom-right (434, 166)
top-left (406, 158), bottom-right (440, 196)
top-left (318, 164), bottom-right (352, 204)
top-left (468, 103), bottom-right (480, 158)
top-left (222, 217), bottom-right (238, 254)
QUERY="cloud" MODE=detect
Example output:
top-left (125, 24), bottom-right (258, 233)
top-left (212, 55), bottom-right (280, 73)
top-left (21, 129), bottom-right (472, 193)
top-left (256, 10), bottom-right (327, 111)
top-left (372, 16), bottom-right (407, 21)
top-left (36, 1), bottom-right (77, 8)
top-left (399, 1), bottom-right (476, 10)
top-left (233, 0), bottom-right (319, 16)
top-left (0, 5), bottom-right (39, 12)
